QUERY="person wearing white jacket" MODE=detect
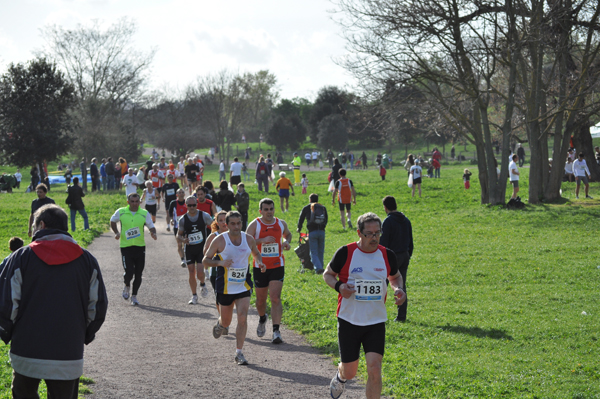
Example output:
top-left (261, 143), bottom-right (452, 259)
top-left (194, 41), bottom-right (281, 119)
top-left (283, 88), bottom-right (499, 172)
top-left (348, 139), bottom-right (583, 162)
top-left (573, 152), bottom-right (593, 199)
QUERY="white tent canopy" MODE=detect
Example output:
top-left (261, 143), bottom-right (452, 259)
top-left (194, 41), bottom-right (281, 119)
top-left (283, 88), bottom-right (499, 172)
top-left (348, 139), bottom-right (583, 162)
top-left (591, 122), bottom-right (600, 138)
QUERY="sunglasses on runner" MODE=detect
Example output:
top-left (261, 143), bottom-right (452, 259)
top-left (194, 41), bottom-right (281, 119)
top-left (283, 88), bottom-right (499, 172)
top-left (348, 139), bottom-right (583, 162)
top-left (186, 203), bottom-right (197, 207)
top-left (361, 231), bottom-right (381, 239)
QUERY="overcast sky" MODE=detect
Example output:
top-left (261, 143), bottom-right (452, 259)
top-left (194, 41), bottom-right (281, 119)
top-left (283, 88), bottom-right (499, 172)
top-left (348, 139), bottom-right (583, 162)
top-left (0, 0), bottom-right (356, 101)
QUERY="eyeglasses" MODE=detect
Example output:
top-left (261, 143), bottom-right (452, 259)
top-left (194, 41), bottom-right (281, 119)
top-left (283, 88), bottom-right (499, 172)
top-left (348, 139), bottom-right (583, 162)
top-left (361, 231), bottom-right (381, 239)
top-left (186, 204), bottom-right (197, 207)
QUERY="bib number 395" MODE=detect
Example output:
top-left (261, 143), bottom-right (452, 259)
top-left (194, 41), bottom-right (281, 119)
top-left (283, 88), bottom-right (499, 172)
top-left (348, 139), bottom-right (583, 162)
top-left (354, 279), bottom-right (383, 301)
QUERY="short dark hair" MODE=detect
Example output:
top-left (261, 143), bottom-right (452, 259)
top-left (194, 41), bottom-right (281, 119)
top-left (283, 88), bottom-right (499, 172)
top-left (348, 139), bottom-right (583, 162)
top-left (9, 237), bottom-right (23, 252)
top-left (127, 192), bottom-right (140, 201)
top-left (219, 181), bottom-right (228, 190)
top-left (226, 210), bottom-right (242, 224)
top-left (234, 157), bottom-right (239, 162)
top-left (33, 204), bottom-right (68, 232)
top-left (73, 177), bottom-right (79, 184)
top-left (579, 152), bottom-right (585, 158)
top-left (35, 183), bottom-right (48, 193)
top-left (339, 168), bottom-right (347, 177)
top-left (357, 212), bottom-right (382, 233)
top-left (259, 198), bottom-right (275, 210)
top-left (309, 193), bottom-right (318, 203)
top-left (203, 180), bottom-right (214, 191)
top-left (512, 154), bottom-right (518, 161)
top-left (382, 196), bottom-right (397, 211)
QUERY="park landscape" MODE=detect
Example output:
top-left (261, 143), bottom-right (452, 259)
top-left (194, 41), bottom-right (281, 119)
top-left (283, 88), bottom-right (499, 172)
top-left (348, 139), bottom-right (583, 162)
top-left (0, 154), bottom-right (599, 398)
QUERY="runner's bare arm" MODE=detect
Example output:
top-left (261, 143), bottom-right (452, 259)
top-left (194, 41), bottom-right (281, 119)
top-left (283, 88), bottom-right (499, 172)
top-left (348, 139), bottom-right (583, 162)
top-left (211, 202), bottom-right (217, 216)
top-left (388, 271), bottom-right (406, 306)
top-left (246, 235), bottom-right (266, 272)
top-left (332, 188), bottom-right (337, 205)
top-left (202, 235), bottom-right (232, 268)
top-left (323, 265), bottom-right (355, 299)
top-left (351, 186), bottom-right (357, 204)
top-left (110, 221), bottom-right (120, 240)
top-left (140, 189), bottom-right (146, 203)
top-left (148, 227), bottom-right (157, 240)
top-left (203, 232), bottom-right (216, 256)
top-left (177, 226), bottom-right (189, 245)
top-left (281, 221), bottom-right (292, 250)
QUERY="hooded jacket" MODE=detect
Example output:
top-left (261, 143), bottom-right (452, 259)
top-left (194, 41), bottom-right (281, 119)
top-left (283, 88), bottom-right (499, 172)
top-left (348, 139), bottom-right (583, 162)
top-left (0, 229), bottom-right (108, 380)
top-left (380, 211), bottom-right (413, 257)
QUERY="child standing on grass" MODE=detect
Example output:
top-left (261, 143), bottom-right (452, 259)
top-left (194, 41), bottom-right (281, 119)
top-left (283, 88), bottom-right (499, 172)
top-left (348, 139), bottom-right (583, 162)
top-left (427, 164), bottom-right (434, 178)
top-left (379, 164), bottom-right (387, 180)
top-left (242, 163), bottom-right (249, 181)
top-left (463, 168), bottom-right (472, 189)
top-left (301, 173), bottom-right (309, 194)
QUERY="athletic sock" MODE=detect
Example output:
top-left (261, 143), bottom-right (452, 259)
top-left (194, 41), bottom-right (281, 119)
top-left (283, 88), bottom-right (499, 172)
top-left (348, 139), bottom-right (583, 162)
top-left (236, 348), bottom-right (243, 355)
top-left (273, 324), bottom-right (280, 332)
top-left (337, 371), bottom-right (347, 383)
top-left (259, 315), bottom-right (267, 324)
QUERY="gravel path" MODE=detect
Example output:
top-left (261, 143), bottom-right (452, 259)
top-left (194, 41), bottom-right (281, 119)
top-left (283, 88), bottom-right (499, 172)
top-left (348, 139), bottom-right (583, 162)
top-left (83, 206), bottom-right (367, 398)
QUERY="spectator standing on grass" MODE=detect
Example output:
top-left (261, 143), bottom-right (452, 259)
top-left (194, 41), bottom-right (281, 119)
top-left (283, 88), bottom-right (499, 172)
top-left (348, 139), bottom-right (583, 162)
top-left (14, 169), bottom-right (21, 189)
top-left (433, 158), bottom-right (441, 179)
top-left (432, 148), bottom-right (442, 176)
top-left (80, 157), bottom-right (87, 192)
top-left (266, 154), bottom-right (275, 183)
top-left (517, 144), bottom-right (526, 167)
top-left (90, 158), bottom-right (100, 192)
top-left (28, 183), bottom-right (55, 238)
top-left (463, 169), bottom-right (472, 189)
top-left (331, 158), bottom-right (343, 185)
top-left (256, 156), bottom-right (270, 193)
top-left (451, 145), bottom-right (456, 160)
top-left (0, 237), bottom-right (24, 271)
top-left (380, 195), bottom-right (413, 322)
top-left (361, 151), bottom-right (368, 169)
top-left (410, 160), bottom-right (423, 198)
top-left (300, 173), bottom-right (309, 194)
top-left (292, 152), bottom-right (302, 186)
top-left (230, 157), bottom-right (243, 186)
top-left (66, 177), bottom-right (89, 232)
top-left (105, 157), bottom-right (115, 190)
top-left (0, 204), bottom-right (107, 399)
top-left (565, 157), bottom-right (574, 182)
top-left (379, 164), bottom-right (386, 181)
top-left (509, 154), bottom-right (520, 199)
top-left (64, 167), bottom-right (73, 186)
top-left (219, 160), bottom-right (226, 182)
top-left (595, 146), bottom-right (600, 164)
top-left (327, 149), bottom-right (334, 167)
top-left (404, 154), bottom-right (415, 177)
top-left (235, 183), bottom-right (250, 231)
top-left (573, 152), bottom-right (593, 200)
top-left (297, 193), bottom-right (328, 274)
top-left (100, 158), bottom-right (107, 191)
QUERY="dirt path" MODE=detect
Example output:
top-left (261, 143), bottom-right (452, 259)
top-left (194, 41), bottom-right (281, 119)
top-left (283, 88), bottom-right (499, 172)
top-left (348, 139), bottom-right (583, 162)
top-left (83, 205), bottom-right (366, 398)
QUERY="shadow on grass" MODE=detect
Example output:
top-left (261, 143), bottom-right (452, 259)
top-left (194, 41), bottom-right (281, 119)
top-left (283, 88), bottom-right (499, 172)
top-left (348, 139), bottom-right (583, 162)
top-left (437, 324), bottom-right (513, 340)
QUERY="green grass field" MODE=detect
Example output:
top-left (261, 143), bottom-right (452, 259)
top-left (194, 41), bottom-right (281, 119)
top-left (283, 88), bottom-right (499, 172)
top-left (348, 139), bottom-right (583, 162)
top-left (0, 163), bottom-right (599, 398)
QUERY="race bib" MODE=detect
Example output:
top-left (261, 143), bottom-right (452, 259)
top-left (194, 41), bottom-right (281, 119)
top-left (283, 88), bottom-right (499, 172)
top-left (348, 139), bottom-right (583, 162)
top-left (125, 227), bottom-right (141, 240)
top-left (261, 243), bottom-right (278, 257)
top-left (227, 267), bottom-right (247, 283)
top-left (188, 232), bottom-right (203, 245)
top-left (354, 279), bottom-right (383, 301)
top-left (152, 177), bottom-right (158, 182)
top-left (166, 189), bottom-right (175, 196)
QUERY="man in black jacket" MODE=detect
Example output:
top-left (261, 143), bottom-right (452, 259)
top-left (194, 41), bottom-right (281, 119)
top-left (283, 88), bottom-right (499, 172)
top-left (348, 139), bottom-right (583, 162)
top-left (66, 177), bottom-right (89, 231)
top-left (297, 193), bottom-right (328, 274)
top-left (90, 158), bottom-right (99, 191)
top-left (380, 195), bottom-right (413, 322)
top-left (0, 204), bottom-right (107, 398)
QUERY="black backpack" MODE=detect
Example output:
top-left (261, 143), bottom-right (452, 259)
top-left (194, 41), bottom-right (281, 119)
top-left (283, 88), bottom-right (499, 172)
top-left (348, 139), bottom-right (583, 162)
top-left (507, 197), bottom-right (525, 209)
top-left (309, 203), bottom-right (326, 227)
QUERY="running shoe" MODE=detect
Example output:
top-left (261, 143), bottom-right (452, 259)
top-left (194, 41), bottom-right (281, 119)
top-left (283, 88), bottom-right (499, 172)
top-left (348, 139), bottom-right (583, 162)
top-left (329, 372), bottom-right (346, 399)
top-left (122, 286), bottom-right (130, 300)
top-left (587, 195), bottom-right (594, 199)
top-left (212, 322), bottom-right (229, 339)
top-left (200, 285), bottom-right (209, 298)
top-left (576, 196), bottom-right (579, 199)
top-left (272, 330), bottom-right (283, 344)
top-left (235, 352), bottom-right (249, 366)
top-left (347, 219), bottom-right (353, 229)
top-left (166, 226), bottom-right (171, 232)
top-left (130, 295), bottom-right (139, 306)
top-left (257, 315), bottom-right (268, 338)
top-left (189, 294), bottom-right (198, 305)
top-left (181, 260), bottom-right (187, 268)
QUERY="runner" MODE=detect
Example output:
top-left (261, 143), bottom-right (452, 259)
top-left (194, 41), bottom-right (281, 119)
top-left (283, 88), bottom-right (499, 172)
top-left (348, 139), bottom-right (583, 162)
top-left (324, 212), bottom-right (406, 399)
top-left (332, 169), bottom-right (357, 229)
top-left (110, 193), bottom-right (157, 306)
top-left (148, 164), bottom-right (165, 194)
top-left (195, 155), bottom-right (205, 187)
top-left (275, 172), bottom-right (294, 213)
top-left (177, 196), bottom-right (214, 305)
top-left (121, 168), bottom-right (140, 198)
top-left (246, 198), bottom-right (293, 344)
top-left (185, 157), bottom-right (199, 194)
top-left (202, 211), bottom-right (265, 365)
top-left (195, 186), bottom-right (218, 216)
top-left (161, 174), bottom-right (180, 231)
top-left (167, 189), bottom-right (188, 267)
top-left (140, 181), bottom-right (159, 224)
top-left (177, 156), bottom-right (187, 188)
top-left (203, 210), bottom-right (228, 316)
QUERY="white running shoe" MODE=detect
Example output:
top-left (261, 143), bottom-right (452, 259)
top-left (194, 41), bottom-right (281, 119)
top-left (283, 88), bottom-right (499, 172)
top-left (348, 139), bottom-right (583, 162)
top-left (130, 295), bottom-right (139, 306)
top-left (347, 219), bottom-right (353, 230)
top-left (122, 286), bottom-right (130, 300)
top-left (272, 330), bottom-right (283, 344)
top-left (189, 294), bottom-right (198, 305)
top-left (257, 315), bottom-right (268, 338)
top-left (235, 352), bottom-right (248, 365)
top-left (200, 285), bottom-right (209, 298)
top-left (330, 372), bottom-right (346, 399)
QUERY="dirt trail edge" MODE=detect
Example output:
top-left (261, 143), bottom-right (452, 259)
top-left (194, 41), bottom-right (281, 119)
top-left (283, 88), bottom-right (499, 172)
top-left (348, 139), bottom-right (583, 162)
top-left (83, 206), bottom-right (366, 398)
